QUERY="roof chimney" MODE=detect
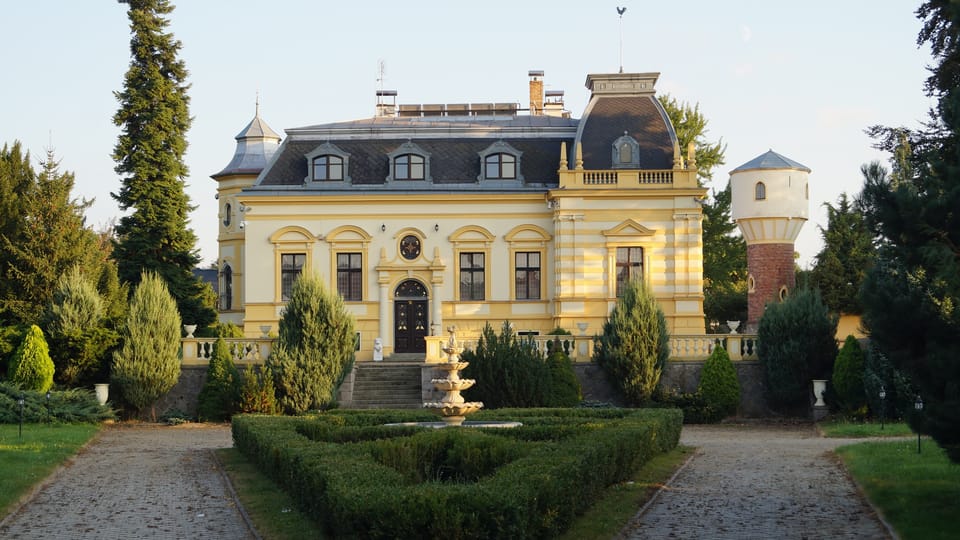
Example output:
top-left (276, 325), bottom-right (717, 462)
top-left (528, 70), bottom-right (544, 116)
top-left (375, 89), bottom-right (398, 117)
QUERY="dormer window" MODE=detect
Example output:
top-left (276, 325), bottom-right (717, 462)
top-left (611, 133), bottom-right (640, 168)
top-left (755, 181), bottom-right (766, 200)
top-left (304, 142), bottom-right (351, 183)
top-left (485, 153), bottom-right (516, 179)
top-left (386, 141), bottom-right (432, 183)
top-left (477, 141), bottom-right (524, 183)
top-left (394, 154), bottom-right (425, 180)
top-left (312, 155), bottom-right (343, 181)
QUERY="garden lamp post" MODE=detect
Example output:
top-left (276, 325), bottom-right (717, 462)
top-left (914, 395), bottom-right (924, 454)
top-left (18, 393), bottom-right (25, 439)
top-left (46, 390), bottom-right (52, 422)
top-left (879, 386), bottom-right (886, 430)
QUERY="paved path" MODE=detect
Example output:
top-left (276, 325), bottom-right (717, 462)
top-left (0, 423), bottom-right (254, 540)
top-left (622, 424), bottom-right (892, 540)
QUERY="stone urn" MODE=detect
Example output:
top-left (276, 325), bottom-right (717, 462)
top-left (726, 320), bottom-right (740, 334)
top-left (183, 324), bottom-right (197, 338)
top-left (812, 379), bottom-right (828, 407)
top-left (94, 383), bottom-right (109, 406)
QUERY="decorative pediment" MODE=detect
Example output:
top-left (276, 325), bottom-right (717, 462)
top-left (325, 225), bottom-right (373, 245)
top-left (269, 226), bottom-right (317, 245)
top-left (602, 219), bottom-right (656, 237)
top-left (449, 225), bottom-right (495, 245)
top-left (505, 224), bottom-right (552, 244)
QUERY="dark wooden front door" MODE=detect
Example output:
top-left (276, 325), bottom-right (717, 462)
top-left (394, 280), bottom-right (428, 353)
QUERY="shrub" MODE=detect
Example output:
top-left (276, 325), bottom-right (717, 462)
top-left (8, 325), bottom-right (55, 392)
top-left (111, 271), bottom-right (182, 419)
top-left (461, 322), bottom-right (548, 408)
top-left (543, 343), bottom-right (582, 407)
top-left (238, 365), bottom-right (278, 414)
top-left (757, 286), bottom-right (838, 413)
top-left (593, 279), bottom-right (670, 405)
top-left (0, 383), bottom-right (115, 423)
top-left (654, 389), bottom-right (718, 424)
top-left (863, 342), bottom-right (913, 421)
top-left (697, 345), bottom-right (740, 420)
top-left (266, 271), bottom-right (355, 414)
top-left (196, 337), bottom-right (240, 422)
top-left (43, 267), bottom-right (119, 387)
top-left (832, 335), bottom-right (866, 414)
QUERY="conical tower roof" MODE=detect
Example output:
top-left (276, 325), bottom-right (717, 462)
top-left (212, 103), bottom-right (282, 178)
top-left (730, 149), bottom-right (810, 174)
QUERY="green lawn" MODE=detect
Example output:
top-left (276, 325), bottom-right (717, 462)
top-left (836, 438), bottom-right (960, 540)
top-left (0, 423), bottom-right (102, 518)
top-left (217, 443), bottom-right (692, 540)
top-left (819, 418), bottom-right (913, 438)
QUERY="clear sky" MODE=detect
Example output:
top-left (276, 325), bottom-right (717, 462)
top-left (1, 1), bottom-right (934, 268)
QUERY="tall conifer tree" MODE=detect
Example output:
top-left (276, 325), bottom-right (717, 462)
top-left (112, 0), bottom-right (215, 328)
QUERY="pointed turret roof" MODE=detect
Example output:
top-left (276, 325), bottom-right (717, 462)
top-left (212, 103), bottom-right (282, 179)
top-left (730, 149), bottom-right (810, 174)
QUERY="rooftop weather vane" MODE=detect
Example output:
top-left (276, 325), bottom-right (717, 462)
top-left (617, 6), bottom-right (627, 73)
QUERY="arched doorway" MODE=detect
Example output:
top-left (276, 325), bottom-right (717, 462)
top-left (394, 279), bottom-right (428, 353)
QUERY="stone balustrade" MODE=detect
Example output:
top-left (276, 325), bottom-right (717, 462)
top-left (180, 337), bottom-right (274, 366)
top-left (182, 333), bottom-right (757, 366)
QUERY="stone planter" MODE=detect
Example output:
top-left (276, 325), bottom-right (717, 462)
top-left (94, 383), bottom-right (109, 406)
top-left (183, 324), bottom-right (197, 338)
top-left (812, 379), bottom-right (828, 407)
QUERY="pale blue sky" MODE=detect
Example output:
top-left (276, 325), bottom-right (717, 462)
top-left (1, 1), bottom-right (933, 267)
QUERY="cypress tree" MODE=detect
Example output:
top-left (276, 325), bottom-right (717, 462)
top-left (111, 271), bottom-right (181, 418)
top-left (698, 345), bottom-right (741, 420)
top-left (196, 337), bottom-right (240, 421)
top-left (266, 271), bottom-right (355, 414)
top-left (8, 325), bottom-right (55, 393)
top-left (112, 0), bottom-right (215, 328)
top-left (593, 279), bottom-right (670, 405)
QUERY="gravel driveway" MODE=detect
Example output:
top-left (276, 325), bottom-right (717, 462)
top-left (0, 423), bottom-right (254, 540)
top-left (621, 424), bottom-right (893, 539)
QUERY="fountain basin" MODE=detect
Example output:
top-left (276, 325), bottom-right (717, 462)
top-left (431, 379), bottom-right (476, 392)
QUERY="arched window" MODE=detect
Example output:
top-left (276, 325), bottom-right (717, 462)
top-left (619, 142), bottom-right (633, 164)
top-left (223, 203), bottom-right (232, 227)
top-left (221, 265), bottom-right (233, 310)
top-left (394, 153), bottom-right (425, 180)
top-left (755, 181), bottom-right (766, 200)
top-left (312, 155), bottom-right (344, 181)
top-left (611, 133), bottom-right (640, 168)
top-left (484, 153), bottom-right (516, 179)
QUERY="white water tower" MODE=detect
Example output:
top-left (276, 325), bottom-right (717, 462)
top-left (729, 150), bottom-right (810, 331)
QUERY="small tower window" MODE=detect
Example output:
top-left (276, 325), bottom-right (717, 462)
top-left (221, 264), bottom-right (233, 310)
top-left (223, 203), bottom-right (232, 227)
top-left (755, 181), bottom-right (766, 201)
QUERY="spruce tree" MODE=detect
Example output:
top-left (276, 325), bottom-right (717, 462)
top-left (196, 337), bottom-right (240, 422)
top-left (8, 325), bottom-right (55, 393)
top-left (111, 271), bottom-right (182, 418)
top-left (698, 345), bottom-right (741, 420)
top-left (112, 0), bottom-right (215, 328)
top-left (266, 271), bottom-right (355, 414)
top-left (593, 279), bottom-right (670, 405)
top-left (860, 1), bottom-right (960, 462)
top-left (832, 335), bottom-right (866, 414)
top-left (810, 191), bottom-right (875, 315)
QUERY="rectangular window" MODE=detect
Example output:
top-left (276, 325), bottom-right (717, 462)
top-left (515, 251), bottom-right (541, 300)
top-left (459, 252), bottom-right (485, 300)
top-left (616, 247), bottom-right (643, 296)
top-left (337, 252), bottom-right (362, 301)
top-left (281, 253), bottom-right (306, 301)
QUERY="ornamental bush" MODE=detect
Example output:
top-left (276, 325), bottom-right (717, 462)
top-left (237, 365), bottom-right (277, 415)
top-left (697, 345), bottom-right (740, 420)
top-left (832, 335), bottom-right (866, 414)
top-left (196, 337), bottom-right (240, 422)
top-left (543, 341), bottom-right (582, 407)
top-left (8, 325), bottom-right (55, 392)
top-left (266, 271), bottom-right (355, 414)
top-left (111, 272), bottom-right (182, 419)
top-left (757, 286), bottom-right (838, 414)
top-left (593, 279), bottom-right (670, 405)
top-left (461, 322), bottom-right (548, 408)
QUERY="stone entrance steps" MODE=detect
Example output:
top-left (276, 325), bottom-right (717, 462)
top-left (348, 363), bottom-right (424, 409)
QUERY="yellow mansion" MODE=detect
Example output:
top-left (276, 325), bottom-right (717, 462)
top-left (212, 70), bottom-right (707, 361)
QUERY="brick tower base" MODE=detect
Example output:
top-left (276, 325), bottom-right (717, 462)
top-left (746, 243), bottom-right (796, 331)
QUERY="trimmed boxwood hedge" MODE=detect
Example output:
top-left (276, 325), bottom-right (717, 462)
top-left (233, 407), bottom-right (681, 539)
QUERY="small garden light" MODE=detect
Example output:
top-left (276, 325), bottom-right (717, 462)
top-left (18, 393), bottom-right (25, 439)
top-left (914, 395), bottom-right (924, 454)
top-left (46, 390), bottom-right (52, 423)
top-left (879, 386), bottom-right (886, 430)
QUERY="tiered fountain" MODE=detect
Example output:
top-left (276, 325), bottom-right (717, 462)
top-left (423, 326), bottom-right (484, 426)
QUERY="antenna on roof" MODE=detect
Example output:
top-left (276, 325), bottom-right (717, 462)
top-left (377, 59), bottom-right (386, 94)
top-left (617, 6), bottom-right (627, 73)
top-left (255, 89), bottom-right (260, 116)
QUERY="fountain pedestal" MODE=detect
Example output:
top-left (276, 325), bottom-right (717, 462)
top-left (423, 327), bottom-right (484, 426)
